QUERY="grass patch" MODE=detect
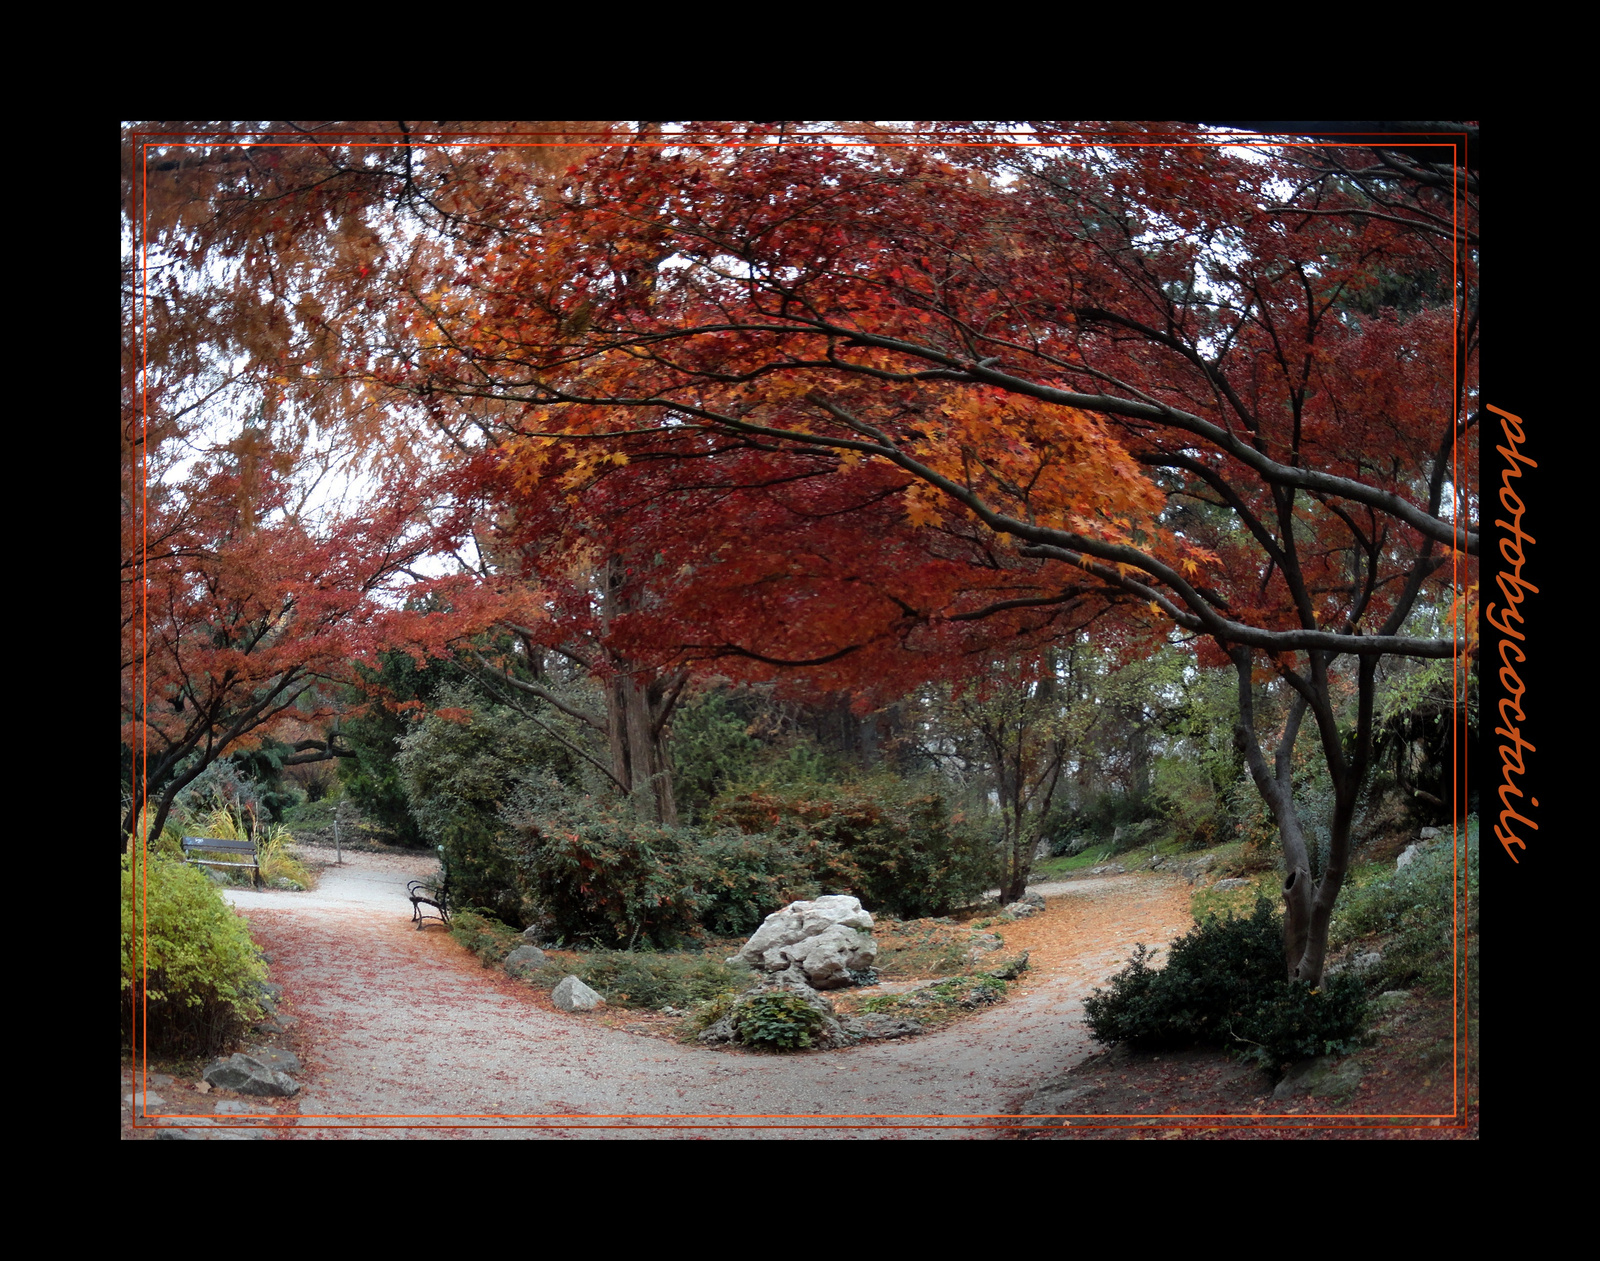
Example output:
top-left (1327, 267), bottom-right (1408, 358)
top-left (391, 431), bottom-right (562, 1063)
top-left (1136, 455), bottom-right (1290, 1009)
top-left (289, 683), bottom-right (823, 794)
top-left (873, 918), bottom-right (975, 978)
top-left (1190, 870), bottom-right (1279, 921)
top-left (527, 949), bottom-right (753, 1011)
top-left (857, 973), bottom-right (1009, 1025)
top-left (1030, 846), bottom-right (1116, 879)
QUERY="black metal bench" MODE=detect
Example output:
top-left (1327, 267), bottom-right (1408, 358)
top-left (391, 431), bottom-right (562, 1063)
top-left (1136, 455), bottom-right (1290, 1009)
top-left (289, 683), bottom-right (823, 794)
top-left (407, 847), bottom-right (451, 930)
top-left (182, 836), bottom-right (263, 888)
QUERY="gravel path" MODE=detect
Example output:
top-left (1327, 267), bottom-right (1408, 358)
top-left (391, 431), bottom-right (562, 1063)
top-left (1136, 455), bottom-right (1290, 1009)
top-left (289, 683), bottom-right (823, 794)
top-left (223, 851), bottom-right (1193, 1138)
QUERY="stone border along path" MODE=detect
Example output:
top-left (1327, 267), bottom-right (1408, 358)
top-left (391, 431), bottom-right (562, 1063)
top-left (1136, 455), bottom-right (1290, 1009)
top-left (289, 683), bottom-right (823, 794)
top-left (149, 849), bottom-right (1194, 1139)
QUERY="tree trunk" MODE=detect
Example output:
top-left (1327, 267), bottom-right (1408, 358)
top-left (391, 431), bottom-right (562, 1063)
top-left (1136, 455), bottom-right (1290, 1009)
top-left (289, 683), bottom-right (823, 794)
top-left (600, 555), bottom-right (681, 826)
top-left (605, 664), bottom-right (678, 826)
top-left (1233, 647), bottom-right (1379, 987)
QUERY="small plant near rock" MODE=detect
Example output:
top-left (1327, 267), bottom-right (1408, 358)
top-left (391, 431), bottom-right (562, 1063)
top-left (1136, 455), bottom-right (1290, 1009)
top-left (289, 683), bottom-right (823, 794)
top-left (685, 990), bottom-right (741, 1033)
top-left (730, 992), bottom-right (829, 1051)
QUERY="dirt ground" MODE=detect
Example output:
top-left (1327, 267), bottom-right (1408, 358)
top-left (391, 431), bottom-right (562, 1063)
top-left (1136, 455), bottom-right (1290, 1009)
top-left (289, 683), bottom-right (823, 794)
top-left (121, 844), bottom-right (1476, 1139)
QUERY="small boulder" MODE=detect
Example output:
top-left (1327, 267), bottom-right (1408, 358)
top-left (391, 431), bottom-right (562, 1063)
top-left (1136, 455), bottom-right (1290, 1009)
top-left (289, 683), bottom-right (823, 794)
top-left (1176, 855), bottom-right (1215, 883)
top-left (1003, 900), bottom-right (1041, 917)
top-left (504, 945), bottom-right (547, 979)
top-left (1397, 843), bottom-right (1423, 869)
top-left (700, 973), bottom-right (856, 1050)
top-left (1419, 827), bottom-right (1441, 840)
top-left (1214, 877), bottom-right (1251, 891)
top-left (845, 1013), bottom-right (926, 1040)
top-left (202, 1053), bottom-right (300, 1097)
top-left (551, 975), bottom-right (605, 1012)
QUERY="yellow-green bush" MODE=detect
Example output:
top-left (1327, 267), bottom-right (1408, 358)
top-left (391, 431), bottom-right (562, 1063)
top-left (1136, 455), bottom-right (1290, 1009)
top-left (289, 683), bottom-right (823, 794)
top-left (121, 853), bottom-right (267, 1057)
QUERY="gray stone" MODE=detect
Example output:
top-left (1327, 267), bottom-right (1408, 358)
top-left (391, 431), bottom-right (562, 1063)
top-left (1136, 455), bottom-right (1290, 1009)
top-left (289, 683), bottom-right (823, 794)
top-left (1273, 1055), bottom-right (1363, 1102)
top-left (202, 1053), bottom-right (301, 1097)
top-left (245, 1045), bottom-right (301, 1074)
top-left (699, 974), bottom-right (857, 1049)
top-left (1397, 843), bottom-right (1422, 869)
top-left (1214, 877), bottom-right (1251, 890)
top-left (985, 951), bottom-right (1030, 981)
top-left (845, 1013), bottom-right (926, 1040)
top-left (1146, 853), bottom-right (1167, 870)
top-left (551, 975), bottom-right (605, 1011)
top-left (123, 1091), bottom-right (167, 1115)
top-left (504, 945), bottom-right (547, 978)
top-left (214, 1100), bottom-right (268, 1115)
top-left (1003, 900), bottom-right (1042, 918)
top-left (970, 932), bottom-right (1004, 953)
top-left (1088, 863), bottom-right (1128, 876)
top-left (1176, 854), bottom-right (1216, 883)
top-left (696, 1015), bottom-right (737, 1045)
top-left (154, 1118), bottom-right (267, 1140)
top-left (1419, 827), bottom-right (1441, 840)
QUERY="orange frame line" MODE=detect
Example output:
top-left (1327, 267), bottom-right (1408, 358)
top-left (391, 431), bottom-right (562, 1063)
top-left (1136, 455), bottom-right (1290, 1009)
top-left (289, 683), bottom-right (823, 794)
top-left (127, 124), bottom-right (1473, 1135)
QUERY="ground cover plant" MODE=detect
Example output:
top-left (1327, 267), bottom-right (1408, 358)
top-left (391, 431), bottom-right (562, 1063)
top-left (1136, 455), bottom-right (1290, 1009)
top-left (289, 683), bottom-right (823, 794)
top-left (526, 950), bottom-right (751, 1011)
top-left (857, 973), bottom-right (1011, 1026)
top-left (1330, 817), bottom-right (1479, 1001)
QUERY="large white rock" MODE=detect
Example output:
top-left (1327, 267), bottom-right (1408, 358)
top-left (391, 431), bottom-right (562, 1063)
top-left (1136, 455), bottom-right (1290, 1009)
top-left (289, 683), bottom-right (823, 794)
top-left (729, 896), bottom-right (877, 989)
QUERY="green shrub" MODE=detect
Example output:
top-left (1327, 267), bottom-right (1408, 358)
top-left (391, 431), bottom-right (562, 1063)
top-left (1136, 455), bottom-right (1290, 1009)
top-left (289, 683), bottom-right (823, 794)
top-left (397, 682), bottom-right (582, 926)
top-left (511, 790), bottom-right (709, 948)
top-left (121, 853), bottom-right (267, 1057)
top-left (694, 829), bottom-right (819, 937)
top-left (731, 992), bottom-right (828, 1051)
top-left (711, 780), bottom-right (1000, 919)
top-left (1084, 898), bottom-right (1369, 1073)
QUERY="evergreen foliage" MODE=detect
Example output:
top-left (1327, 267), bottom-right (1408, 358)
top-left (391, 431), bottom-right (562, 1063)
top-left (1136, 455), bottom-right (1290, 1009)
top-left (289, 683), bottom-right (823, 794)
top-left (1084, 898), bottom-right (1369, 1073)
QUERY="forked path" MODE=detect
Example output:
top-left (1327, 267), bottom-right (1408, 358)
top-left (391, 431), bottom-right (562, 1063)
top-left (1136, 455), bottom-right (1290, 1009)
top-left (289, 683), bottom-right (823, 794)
top-left (225, 850), bottom-right (1192, 1139)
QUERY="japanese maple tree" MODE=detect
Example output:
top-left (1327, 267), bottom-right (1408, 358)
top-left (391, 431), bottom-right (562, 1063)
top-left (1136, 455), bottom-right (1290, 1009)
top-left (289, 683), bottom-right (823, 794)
top-left (384, 122), bottom-right (1478, 984)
